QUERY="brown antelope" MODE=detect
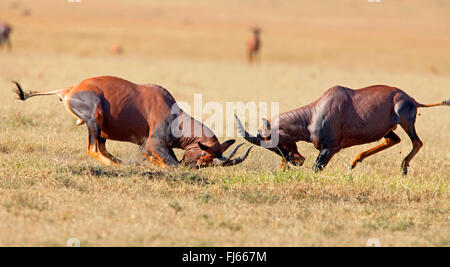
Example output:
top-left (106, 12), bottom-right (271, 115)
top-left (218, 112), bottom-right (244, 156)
top-left (247, 27), bottom-right (261, 64)
top-left (236, 85), bottom-right (449, 175)
top-left (14, 76), bottom-right (252, 168)
top-left (0, 20), bottom-right (12, 51)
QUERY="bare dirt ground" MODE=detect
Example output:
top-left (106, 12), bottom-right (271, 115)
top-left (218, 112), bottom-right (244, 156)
top-left (0, 0), bottom-right (448, 246)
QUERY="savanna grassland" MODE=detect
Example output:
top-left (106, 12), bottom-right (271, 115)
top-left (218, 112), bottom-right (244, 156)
top-left (0, 0), bottom-right (449, 246)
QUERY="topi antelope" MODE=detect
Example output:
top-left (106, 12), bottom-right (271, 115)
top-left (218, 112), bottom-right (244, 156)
top-left (236, 85), bottom-right (449, 175)
top-left (0, 20), bottom-right (12, 51)
top-left (247, 27), bottom-right (261, 64)
top-left (14, 76), bottom-right (252, 168)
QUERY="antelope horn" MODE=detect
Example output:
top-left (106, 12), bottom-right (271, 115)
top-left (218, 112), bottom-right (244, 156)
top-left (261, 118), bottom-right (270, 130)
top-left (218, 143), bottom-right (244, 162)
top-left (220, 145), bottom-right (253, 166)
top-left (235, 115), bottom-right (261, 145)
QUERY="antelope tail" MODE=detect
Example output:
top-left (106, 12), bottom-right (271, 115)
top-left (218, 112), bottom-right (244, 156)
top-left (13, 81), bottom-right (63, 101)
top-left (416, 99), bottom-right (450, 108)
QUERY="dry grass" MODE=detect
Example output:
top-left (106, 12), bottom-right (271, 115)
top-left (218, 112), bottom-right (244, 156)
top-left (0, 0), bottom-right (448, 246)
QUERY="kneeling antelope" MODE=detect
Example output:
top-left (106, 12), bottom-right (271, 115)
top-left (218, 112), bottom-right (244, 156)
top-left (14, 76), bottom-right (252, 168)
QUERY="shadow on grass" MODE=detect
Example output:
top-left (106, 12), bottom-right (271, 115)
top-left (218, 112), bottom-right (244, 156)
top-left (57, 165), bottom-right (211, 185)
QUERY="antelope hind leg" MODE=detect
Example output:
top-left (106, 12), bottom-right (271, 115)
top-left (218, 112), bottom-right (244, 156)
top-left (350, 131), bottom-right (401, 169)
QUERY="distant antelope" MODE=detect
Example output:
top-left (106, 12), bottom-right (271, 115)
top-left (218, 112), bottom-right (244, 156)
top-left (236, 85), bottom-right (449, 175)
top-left (247, 27), bottom-right (261, 64)
top-left (0, 20), bottom-right (12, 51)
top-left (14, 76), bottom-right (252, 168)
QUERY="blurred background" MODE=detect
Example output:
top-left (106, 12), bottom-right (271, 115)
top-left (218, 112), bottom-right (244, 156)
top-left (1, 0), bottom-right (449, 72)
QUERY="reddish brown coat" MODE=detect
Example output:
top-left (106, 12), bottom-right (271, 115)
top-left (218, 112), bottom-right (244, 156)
top-left (236, 85), bottom-right (449, 174)
top-left (247, 28), bottom-right (261, 63)
top-left (15, 76), bottom-right (252, 168)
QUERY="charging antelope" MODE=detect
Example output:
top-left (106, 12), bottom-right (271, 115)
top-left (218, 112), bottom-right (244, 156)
top-left (14, 76), bottom-right (252, 168)
top-left (236, 85), bottom-right (449, 175)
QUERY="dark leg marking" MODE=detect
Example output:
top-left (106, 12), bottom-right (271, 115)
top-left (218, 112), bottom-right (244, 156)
top-left (312, 148), bottom-right (335, 172)
top-left (142, 139), bottom-right (178, 167)
top-left (69, 91), bottom-right (120, 166)
top-left (98, 137), bottom-right (122, 164)
top-left (399, 122), bottom-right (423, 176)
top-left (395, 100), bottom-right (422, 175)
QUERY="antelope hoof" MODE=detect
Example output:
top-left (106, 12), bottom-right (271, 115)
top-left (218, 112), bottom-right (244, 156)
top-left (312, 163), bottom-right (324, 173)
top-left (401, 161), bottom-right (409, 176)
top-left (349, 162), bottom-right (359, 170)
top-left (350, 158), bottom-right (362, 170)
top-left (110, 161), bottom-right (120, 167)
top-left (112, 159), bottom-right (122, 165)
top-left (280, 164), bottom-right (290, 171)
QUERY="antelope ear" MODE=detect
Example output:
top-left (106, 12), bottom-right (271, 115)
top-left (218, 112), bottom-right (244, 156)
top-left (220, 139), bottom-right (235, 152)
top-left (262, 118), bottom-right (271, 130)
top-left (198, 142), bottom-right (212, 152)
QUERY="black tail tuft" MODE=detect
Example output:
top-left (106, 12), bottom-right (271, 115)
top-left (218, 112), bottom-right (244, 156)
top-left (12, 81), bottom-right (26, 100)
top-left (443, 99), bottom-right (450, 106)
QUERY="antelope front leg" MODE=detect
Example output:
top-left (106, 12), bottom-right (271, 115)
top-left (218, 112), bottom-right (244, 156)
top-left (142, 151), bottom-right (167, 168)
top-left (280, 158), bottom-right (290, 170)
top-left (312, 148), bottom-right (335, 172)
top-left (98, 139), bottom-right (122, 164)
top-left (142, 139), bottom-right (179, 168)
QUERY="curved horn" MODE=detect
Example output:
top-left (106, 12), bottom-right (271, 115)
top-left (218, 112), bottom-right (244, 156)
top-left (221, 145), bottom-right (253, 166)
top-left (218, 143), bottom-right (244, 162)
top-left (261, 118), bottom-right (270, 130)
top-left (235, 115), bottom-right (261, 145)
